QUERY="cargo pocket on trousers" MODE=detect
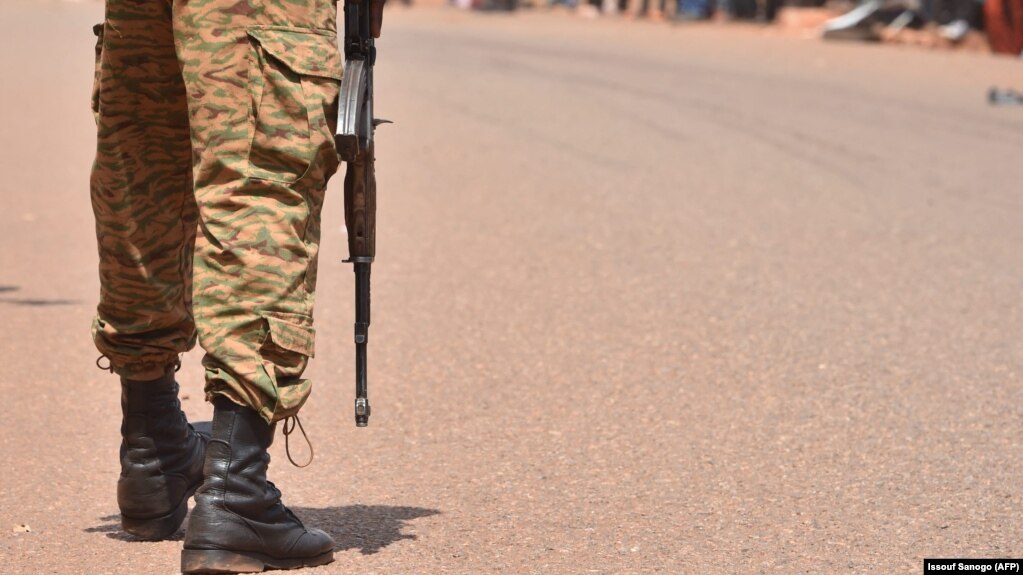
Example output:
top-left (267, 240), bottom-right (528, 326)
top-left (91, 22), bottom-right (104, 122)
top-left (245, 27), bottom-right (343, 185)
top-left (259, 313), bottom-right (316, 382)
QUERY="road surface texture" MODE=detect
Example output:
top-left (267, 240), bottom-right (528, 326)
top-left (1, 1), bottom-right (1022, 573)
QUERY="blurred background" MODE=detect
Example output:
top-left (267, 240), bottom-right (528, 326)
top-left (449, 0), bottom-right (1023, 54)
top-left (1, 0), bottom-right (1021, 573)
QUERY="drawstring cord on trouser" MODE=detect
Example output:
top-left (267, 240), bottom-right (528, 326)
top-left (282, 415), bottom-right (314, 468)
top-left (99, 353), bottom-right (313, 467)
top-left (95, 355), bottom-right (182, 375)
top-left (96, 355), bottom-right (113, 373)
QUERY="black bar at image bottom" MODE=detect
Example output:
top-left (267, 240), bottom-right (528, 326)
top-left (924, 559), bottom-right (1022, 573)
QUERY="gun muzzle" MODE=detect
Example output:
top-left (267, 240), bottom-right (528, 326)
top-left (355, 397), bottom-right (370, 427)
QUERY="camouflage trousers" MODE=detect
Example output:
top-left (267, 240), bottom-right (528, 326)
top-left (91, 0), bottom-right (343, 422)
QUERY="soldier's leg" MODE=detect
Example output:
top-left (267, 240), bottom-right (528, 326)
top-left (173, 0), bottom-right (342, 424)
top-left (91, 0), bottom-right (198, 377)
top-left (174, 0), bottom-right (342, 571)
top-left (91, 0), bottom-right (205, 541)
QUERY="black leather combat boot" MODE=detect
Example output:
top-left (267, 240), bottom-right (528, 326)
top-left (119, 369), bottom-right (207, 540)
top-left (181, 397), bottom-right (334, 574)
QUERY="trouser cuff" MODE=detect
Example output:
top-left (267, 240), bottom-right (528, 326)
top-left (100, 355), bottom-right (178, 382)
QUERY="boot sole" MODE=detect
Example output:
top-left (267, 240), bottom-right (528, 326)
top-left (121, 483), bottom-right (200, 540)
top-left (180, 549), bottom-right (335, 574)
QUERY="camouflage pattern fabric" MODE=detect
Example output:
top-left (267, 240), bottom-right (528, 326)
top-left (91, 0), bottom-right (343, 422)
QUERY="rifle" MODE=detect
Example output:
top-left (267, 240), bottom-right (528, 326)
top-left (337, 0), bottom-right (384, 427)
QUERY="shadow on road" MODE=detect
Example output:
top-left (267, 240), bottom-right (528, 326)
top-left (84, 514), bottom-right (184, 542)
top-left (293, 505), bottom-right (441, 555)
top-left (0, 298), bottom-right (80, 306)
top-left (0, 285), bottom-right (80, 306)
top-left (85, 505), bottom-right (440, 552)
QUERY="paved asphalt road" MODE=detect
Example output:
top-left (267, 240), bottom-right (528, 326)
top-left (1, 1), bottom-right (1022, 573)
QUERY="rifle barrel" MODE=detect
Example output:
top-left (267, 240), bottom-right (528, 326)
top-left (353, 260), bottom-right (372, 427)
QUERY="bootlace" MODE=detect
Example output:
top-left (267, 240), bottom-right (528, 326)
top-left (265, 479), bottom-right (307, 525)
top-left (282, 415), bottom-right (314, 468)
